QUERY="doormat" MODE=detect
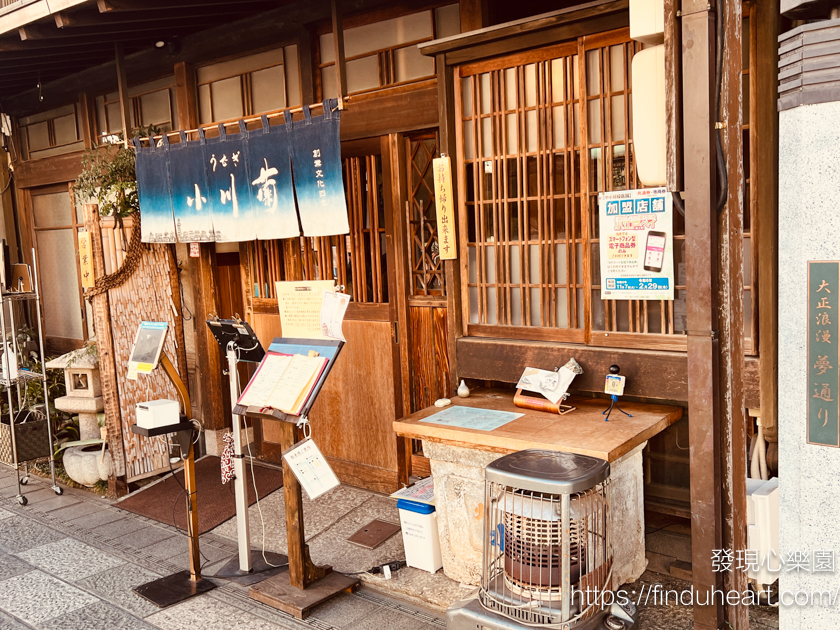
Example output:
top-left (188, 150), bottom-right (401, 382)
top-left (117, 456), bottom-right (284, 534)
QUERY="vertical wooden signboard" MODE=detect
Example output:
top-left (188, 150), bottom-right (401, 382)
top-left (433, 156), bottom-right (456, 260)
top-left (808, 261), bottom-right (840, 447)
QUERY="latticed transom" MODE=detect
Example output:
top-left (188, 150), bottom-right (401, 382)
top-left (245, 151), bottom-right (388, 305)
top-left (301, 153), bottom-right (388, 304)
top-left (407, 132), bottom-right (445, 297)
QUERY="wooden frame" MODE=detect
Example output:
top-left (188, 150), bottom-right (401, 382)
top-left (195, 44), bottom-right (302, 126)
top-left (452, 29), bottom-right (690, 351)
top-left (18, 103), bottom-right (83, 161)
top-left (314, 2), bottom-right (457, 100)
top-left (96, 76), bottom-right (177, 138)
top-left (25, 183), bottom-right (89, 352)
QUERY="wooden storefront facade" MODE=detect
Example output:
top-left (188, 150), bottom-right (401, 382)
top-left (0, 0), bottom-right (780, 627)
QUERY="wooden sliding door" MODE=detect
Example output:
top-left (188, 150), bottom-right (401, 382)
top-left (252, 136), bottom-right (405, 493)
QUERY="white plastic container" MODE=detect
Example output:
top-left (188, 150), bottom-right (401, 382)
top-left (135, 399), bottom-right (180, 430)
top-left (397, 499), bottom-right (443, 574)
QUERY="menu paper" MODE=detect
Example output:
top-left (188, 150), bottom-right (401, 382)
top-left (275, 280), bottom-right (335, 339)
top-left (283, 439), bottom-right (340, 500)
top-left (237, 352), bottom-right (327, 415)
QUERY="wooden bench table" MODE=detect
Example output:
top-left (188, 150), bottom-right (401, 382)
top-left (393, 389), bottom-right (683, 586)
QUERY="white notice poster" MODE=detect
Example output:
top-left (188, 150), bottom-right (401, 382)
top-left (598, 187), bottom-right (674, 301)
top-left (283, 439), bottom-right (340, 500)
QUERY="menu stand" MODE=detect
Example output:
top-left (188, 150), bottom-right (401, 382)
top-left (237, 338), bottom-right (359, 619)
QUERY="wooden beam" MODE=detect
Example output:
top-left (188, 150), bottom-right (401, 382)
top-left (98, 0), bottom-right (281, 11)
top-left (330, 0), bottom-right (347, 109)
top-left (459, 0), bottom-right (489, 32)
top-left (56, 3), bottom-right (275, 28)
top-left (457, 337), bottom-right (689, 401)
top-left (297, 27), bottom-right (315, 105)
top-left (78, 92), bottom-right (96, 149)
top-left (13, 151), bottom-right (85, 188)
top-left (83, 203), bottom-right (129, 497)
top-left (436, 55), bottom-right (463, 393)
top-left (174, 62), bottom-right (198, 129)
top-left (19, 22), bottom-right (219, 41)
top-left (420, 0), bottom-right (628, 56)
top-left (664, 0), bottom-right (683, 191)
top-left (114, 42), bottom-right (131, 143)
top-left (339, 82), bottom-right (438, 140)
top-left (0, 36), bottom-right (128, 52)
top-left (754, 0), bottom-right (780, 444)
top-left (718, 0), bottom-right (747, 625)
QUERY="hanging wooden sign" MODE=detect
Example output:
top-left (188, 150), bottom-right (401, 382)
top-left (433, 155), bottom-right (457, 260)
top-left (78, 230), bottom-right (95, 289)
top-left (808, 261), bottom-right (840, 447)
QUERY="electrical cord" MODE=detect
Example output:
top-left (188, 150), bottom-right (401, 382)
top-left (243, 414), bottom-right (287, 569)
top-left (166, 433), bottom-right (211, 571)
top-left (346, 560), bottom-right (406, 576)
top-left (714, 0), bottom-right (728, 214)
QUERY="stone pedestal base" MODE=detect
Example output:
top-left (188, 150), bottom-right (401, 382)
top-left (424, 441), bottom-right (647, 587)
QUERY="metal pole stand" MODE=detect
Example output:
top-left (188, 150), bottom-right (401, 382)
top-left (212, 342), bottom-right (287, 585)
top-left (602, 394), bottom-right (633, 422)
top-left (131, 352), bottom-right (216, 608)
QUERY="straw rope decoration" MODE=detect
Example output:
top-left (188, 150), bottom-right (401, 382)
top-left (84, 211), bottom-right (148, 301)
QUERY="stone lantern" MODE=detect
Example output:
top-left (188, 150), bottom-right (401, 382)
top-left (46, 348), bottom-right (110, 485)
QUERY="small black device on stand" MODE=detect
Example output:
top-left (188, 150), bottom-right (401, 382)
top-left (602, 365), bottom-right (632, 422)
top-left (205, 316), bottom-right (287, 585)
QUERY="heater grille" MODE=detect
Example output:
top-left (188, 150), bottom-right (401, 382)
top-left (479, 450), bottom-right (612, 628)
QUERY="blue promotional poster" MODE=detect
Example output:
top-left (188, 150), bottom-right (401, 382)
top-left (169, 130), bottom-right (218, 243)
top-left (598, 187), bottom-right (674, 301)
top-left (204, 122), bottom-right (256, 242)
top-left (289, 99), bottom-right (349, 237)
top-left (133, 138), bottom-right (176, 243)
top-left (244, 114), bottom-right (300, 240)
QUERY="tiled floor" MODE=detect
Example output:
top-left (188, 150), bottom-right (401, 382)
top-left (0, 467), bottom-right (445, 630)
top-left (0, 464), bottom-right (779, 630)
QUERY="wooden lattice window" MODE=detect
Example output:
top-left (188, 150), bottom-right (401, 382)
top-left (197, 47), bottom-right (301, 125)
top-left (458, 43), bottom-right (586, 343)
top-left (584, 36), bottom-right (686, 347)
top-left (456, 30), bottom-right (689, 350)
top-left (300, 153), bottom-right (388, 303)
top-left (407, 132), bottom-right (445, 297)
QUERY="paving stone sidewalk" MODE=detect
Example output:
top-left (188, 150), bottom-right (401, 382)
top-left (0, 468), bottom-right (445, 630)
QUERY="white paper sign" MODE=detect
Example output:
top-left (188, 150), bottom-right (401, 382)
top-left (320, 290), bottom-right (350, 341)
top-left (598, 187), bottom-right (674, 301)
top-left (516, 366), bottom-right (577, 404)
top-left (390, 476), bottom-right (435, 505)
top-left (282, 438), bottom-right (340, 500)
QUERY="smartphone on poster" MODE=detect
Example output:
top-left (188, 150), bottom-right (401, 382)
top-left (643, 230), bottom-right (667, 273)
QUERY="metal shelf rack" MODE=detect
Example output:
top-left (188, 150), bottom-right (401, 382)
top-left (0, 248), bottom-right (61, 505)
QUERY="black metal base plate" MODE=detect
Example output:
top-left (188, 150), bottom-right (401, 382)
top-left (133, 571), bottom-right (217, 608)
top-left (211, 551), bottom-right (289, 586)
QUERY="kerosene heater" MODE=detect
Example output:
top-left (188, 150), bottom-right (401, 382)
top-left (447, 449), bottom-right (638, 630)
